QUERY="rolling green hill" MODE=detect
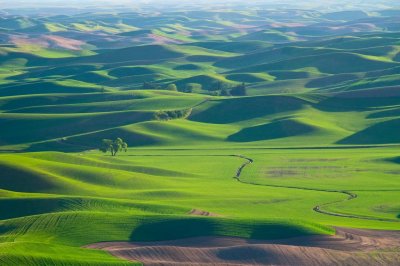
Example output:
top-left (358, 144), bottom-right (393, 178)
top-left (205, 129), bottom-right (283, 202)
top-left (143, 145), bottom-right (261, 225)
top-left (1, 4), bottom-right (400, 266)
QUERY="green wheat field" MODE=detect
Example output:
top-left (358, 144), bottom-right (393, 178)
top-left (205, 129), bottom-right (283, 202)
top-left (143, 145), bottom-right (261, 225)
top-left (0, 0), bottom-right (400, 265)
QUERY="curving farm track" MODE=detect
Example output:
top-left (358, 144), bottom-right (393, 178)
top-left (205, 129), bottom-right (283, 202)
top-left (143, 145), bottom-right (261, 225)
top-left (87, 154), bottom-right (400, 265)
top-left (232, 155), bottom-right (400, 223)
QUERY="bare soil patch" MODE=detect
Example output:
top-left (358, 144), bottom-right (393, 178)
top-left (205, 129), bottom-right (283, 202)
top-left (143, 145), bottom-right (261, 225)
top-left (86, 227), bottom-right (400, 265)
top-left (188, 209), bottom-right (221, 217)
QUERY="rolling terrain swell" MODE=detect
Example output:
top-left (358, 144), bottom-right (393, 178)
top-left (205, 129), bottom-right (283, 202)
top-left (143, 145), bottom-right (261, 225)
top-left (232, 155), bottom-right (399, 222)
top-left (2, 5), bottom-right (400, 265)
top-left (87, 227), bottom-right (400, 266)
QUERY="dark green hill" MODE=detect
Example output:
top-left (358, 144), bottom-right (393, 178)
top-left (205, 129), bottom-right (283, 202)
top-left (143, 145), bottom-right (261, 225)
top-left (338, 118), bottom-right (400, 144)
top-left (0, 111), bottom-right (152, 145)
top-left (231, 52), bottom-right (398, 75)
top-left (228, 119), bottom-right (315, 142)
top-left (79, 45), bottom-right (183, 64)
top-left (109, 66), bottom-right (156, 77)
top-left (190, 96), bottom-right (308, 124)
top-left (187, 41), bottom-right (270, 53)
top-left (322, 10), bottom-right (370, 21)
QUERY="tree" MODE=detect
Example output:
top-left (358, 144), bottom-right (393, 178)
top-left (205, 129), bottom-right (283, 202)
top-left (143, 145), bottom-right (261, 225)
top-left (100, 138), bottom-right (128, 156)
top-left (154, 109), bottom-right (192, 120)
top-left (166, 84), bottom-right (178, 91)
top-left (231, 82), bottom-right (247, 96)
top-left (183, 84), bottom-right (194, 93)
top-left (220, 88), bottom-right (231, 96)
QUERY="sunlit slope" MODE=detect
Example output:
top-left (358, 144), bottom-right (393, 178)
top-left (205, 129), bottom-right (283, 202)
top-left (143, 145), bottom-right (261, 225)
top-left (2, 88), bottom-right (400, 151)
top-left (0, 90), bottom-right (208, 151)
top-left (2, 32), bottom-right (400, 96)
top-left (0, 151), bottom-right (343, 265)
top-left (1, 7), bottom-right (400, 266)
top-left (0, 148), bottom-right (399, 264)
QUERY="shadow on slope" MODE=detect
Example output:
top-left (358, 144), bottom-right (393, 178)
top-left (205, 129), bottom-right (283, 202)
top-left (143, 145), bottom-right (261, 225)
top-left (231, 53), bottom-right (398, 75)
top-left (10, 64), bottom-right (98, 79)
top-left (26, 125), bottom-right (159, 152)
top-left (0, 162), bottom-right (57, 192)
top-left (0, 81), bottom-right (102, 97)
top-left (317, 87), bottom-right (400, 111)
top-left (0, 92), bottom-right (149, 111)
top-left (0, 198), bottom-right (68, 220)
top-left (367, 107), bottom-right (400, 119)
top-left (129, 217), bottom-right (330, 241)
top-left (227, 119), bottom-right (315, 142)
top-left (108, 66), bottom-right (155, 78)
top-left (306, 74), bottom-right (359, 88)
top-left (338, 118), bottom-right (400, 144)
top-left (79, 44), bottom-right (183, 64)
top-left (175, 74), bottom-right (232, 90)
top-left (0, 111), bottom-right (152, 146)
top-left (190, 96), bottom-right (307, 124)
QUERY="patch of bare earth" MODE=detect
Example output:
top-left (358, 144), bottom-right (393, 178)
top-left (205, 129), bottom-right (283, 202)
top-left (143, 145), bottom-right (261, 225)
top-left (188, 209), bottom-right (221, 217)
top-left (43, 35), bottom-right (85, 50)
top-left (9, 34), bottom-right (85, 50)
top-left (148, 34), bottom-right (183, 44)
top-left (86, 227), bottom-right (400, 265)
top-left (10, 35), bottom-right (49, 47)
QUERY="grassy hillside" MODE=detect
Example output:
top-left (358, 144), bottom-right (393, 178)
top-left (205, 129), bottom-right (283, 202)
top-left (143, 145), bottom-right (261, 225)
top-left (0, 148), bottom-right (399, 265)
top-left (1, 5), bottom-right (400, 266)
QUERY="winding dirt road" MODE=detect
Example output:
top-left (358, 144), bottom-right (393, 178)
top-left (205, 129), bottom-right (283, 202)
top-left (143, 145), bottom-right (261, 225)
top-left (232, 155), bottom-right (400, 222)
top-left (86, 154), bottom-right (400, 265)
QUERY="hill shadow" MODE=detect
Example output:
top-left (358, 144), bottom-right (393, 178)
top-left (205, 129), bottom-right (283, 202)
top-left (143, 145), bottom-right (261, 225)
top-left (337, 118), bottom-right (400, 144)
top-left (367, 108), bottom-right (400, 119)
top-left (394, 52), bottom-right (400, 62)
top-left (190, 96), bottom-right (307, 124)
top-left (9, 64), bottom-right (97, 80)
top-left (305, 74), bottom-right (358, 88)
top-left (0, 111), bottom-right (152, 146)
top-left (0, 163), bottom-right (57, 193)
top-left (129, 217), bottom-right (218, 241)
top-left (109, 66), bottom-right (155, 78)
top-left (227, 119), bottom-right (315, 142)
top-left (316, 87), bottom-right (400, 112)
top-left (26, 126), bottom-right (159, 152)
top-left (129, 217), bottom-right (324, 242)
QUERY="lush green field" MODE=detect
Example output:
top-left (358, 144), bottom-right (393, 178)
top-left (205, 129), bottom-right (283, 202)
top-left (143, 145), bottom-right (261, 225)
top-left (0, 147), bottom-right (399, 264)
top-left (1, 2), bottom-right (400, 265)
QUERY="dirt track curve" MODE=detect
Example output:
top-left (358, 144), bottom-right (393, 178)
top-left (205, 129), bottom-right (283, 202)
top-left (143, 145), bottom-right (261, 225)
top-left (86, 154), bottom-right (400, 265)
top-left (232, 155), bottom-right (400, 222)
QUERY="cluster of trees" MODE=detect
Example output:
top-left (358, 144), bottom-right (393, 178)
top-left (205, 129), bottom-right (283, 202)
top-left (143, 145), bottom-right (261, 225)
top-left (142, 82), bottom-right (179, 92)
top-left (141, 81), bottom-right (247, 96)
top-left (99, 138), bottom-right (128, 156)
top-left (210, 82), bottom-right (247, 96)
top-left (154, 108), bottom-right (192, 120)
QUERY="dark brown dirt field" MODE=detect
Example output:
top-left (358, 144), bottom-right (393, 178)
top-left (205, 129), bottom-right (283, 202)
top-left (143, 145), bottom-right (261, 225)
top-left (86, 227), bottom-right (400, 265)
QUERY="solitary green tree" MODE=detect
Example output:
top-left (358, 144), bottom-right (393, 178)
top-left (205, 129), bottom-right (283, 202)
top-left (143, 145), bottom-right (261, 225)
top-left (166, 83), bottom-right (178, 91)
top-left (100, 138), bottom-right (128, 156)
